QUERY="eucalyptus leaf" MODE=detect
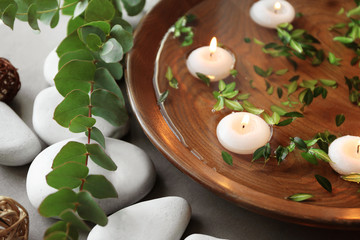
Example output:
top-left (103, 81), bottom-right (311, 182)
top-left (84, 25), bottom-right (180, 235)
top-left (46, 162), bottom-right (89, 189)
top-left (315, 174), bottom-right (332, 192)
top-left (86, 143), bottom-right (117, 171)
top-left (83, 175), bottom-right (118, 199)
top-left (74, 0), bottom-right (88, 18)
top-left (27, 4), bottom-right (40, 31)
top-left (96, 61), bottom-right (123, 80)
top-left (54, 90), bottom-right (90, 128)
top-left (94, 68), bottom-right (124, 99)
top-left (100, 38), bottom-right (123, 63)
top-left (2, 4), bottom-right (17, 29)
top-left (50, 9), bottom-right (60, 28)
top-left (58, 49), bottom-right (94, 69)
top-left (39, 188), bottom-right (77, 217)
top-left (69, 115), bottom-right (96, 133)
top-left (85, 0), bottom-right (115, 22)
top-left (57, 31), bottom-right (87, 57)
top-left (85, 33), bottom-right (102, 51)
top-left (86, 127), bottom-right (106, 148)
top-left (44, 221), bottom-right (79, 240)
top-left (77, 191), bottom-right (108, 226)
top-left (110, 24), bottom-right (133, 53)
top-left (92, 89), bottom-right (128, 126)
top-left (52, 141), bottom-right (87, 168)
top-left (121, 0), bottom-right (145, 16)
top-left (59, 209), bottom-right (90, 232)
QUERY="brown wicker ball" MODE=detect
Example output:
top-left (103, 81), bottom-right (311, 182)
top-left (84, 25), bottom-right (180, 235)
top-left (0, 196), bottom-right (29, 240)
top-left (0, 58), bottom-right (21, 103)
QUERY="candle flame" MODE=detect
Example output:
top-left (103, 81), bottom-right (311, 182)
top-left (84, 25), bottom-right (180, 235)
top-left (241, 114), bottom-right (250, 128)
top-left (274, 1), bottom-right (281, 12)
top-left (209, 37), bottom-right (217, 56)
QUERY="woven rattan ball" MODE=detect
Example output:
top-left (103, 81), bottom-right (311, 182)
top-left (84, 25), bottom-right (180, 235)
top-left (0, 58), bottom-right (21, 103)
top-left (0, 196), bottom-right (29, 240)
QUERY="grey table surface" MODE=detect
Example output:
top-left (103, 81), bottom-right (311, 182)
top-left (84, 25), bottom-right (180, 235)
top-left (1, 8), bottom-right (360, 240)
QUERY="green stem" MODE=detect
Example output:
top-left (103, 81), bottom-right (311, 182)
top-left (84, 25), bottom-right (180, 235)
top-left (16, 1), bottom-right (79, 16)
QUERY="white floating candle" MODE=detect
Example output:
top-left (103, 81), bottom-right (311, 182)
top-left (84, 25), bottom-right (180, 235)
top-left (186, 37), bottom-right (235, 82)
top-left (250, 0), bottom-right (295, 29)
top-left (216, 112), bottom-right (271, 154)
top-left (328, 135), bottom-right (360, 175)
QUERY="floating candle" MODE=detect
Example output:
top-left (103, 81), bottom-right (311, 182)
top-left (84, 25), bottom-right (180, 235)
top-left (186, 37), bottom-right (235, 82)
top-left (216, 112), bottom-right (271, 154)
top-left (328, 135), bottom-right (360, 175)
top-left (250, 0), bottom-right (295, 29)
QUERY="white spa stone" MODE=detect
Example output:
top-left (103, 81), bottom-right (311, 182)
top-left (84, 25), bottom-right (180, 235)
top-left (43, 48), bottom-right (58, 86)
top-left (250, 0), bottom-right (295, 29)
top-left (33, 86), bottom-right (129, 145)
top-left (88, 196), bottom-right (191, 240)
top-left (185, 234), bottom-right (228, 240)
top-left (0, 102), bottom-right (41, 166)
top-left (26, 137), bottom-right (156, 215)
top-left (329, 135), bottom-right (360, 175)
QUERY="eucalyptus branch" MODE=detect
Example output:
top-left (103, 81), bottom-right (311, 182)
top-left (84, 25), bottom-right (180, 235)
top-left (15, 1), bottom-right (79, 16)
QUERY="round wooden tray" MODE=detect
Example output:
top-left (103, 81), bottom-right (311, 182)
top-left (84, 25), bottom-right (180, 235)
top-left (126, 0), bottom-right (360, 229)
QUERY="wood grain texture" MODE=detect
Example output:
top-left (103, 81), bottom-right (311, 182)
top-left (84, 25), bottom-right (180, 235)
top-left (126, 0), bottom-right (360, 229)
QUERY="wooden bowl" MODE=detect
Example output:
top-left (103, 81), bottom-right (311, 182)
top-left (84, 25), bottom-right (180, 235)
top-left (126, 0), bottom-right (360, 229)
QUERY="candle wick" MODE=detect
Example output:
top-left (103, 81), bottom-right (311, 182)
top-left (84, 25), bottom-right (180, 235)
top-left (274, 9), bottom-right (278, 14)
top-left (242, 125), bottom-right (245, 129)
top-left (210, 52), bottom-right (213, 58)
top-left (357, 145), bottom-right (360, 154)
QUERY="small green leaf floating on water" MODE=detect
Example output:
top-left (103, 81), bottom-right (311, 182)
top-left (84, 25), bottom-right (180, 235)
top-left (244, 37), bottom-right (251, 43)
top-left (335, 114), bottom-right (345, 127)
top-left (196, 72), bottom-right (210, 86)
top-left (286, 193), bottom-right (313, 202)
top-left (158, 90), bottom-right (169, 104)
top-left (230, 69), bottom-right (238, 77)
top-left (315, 174), bottom-right (332, 193)
top-left (341, 174), bottom-right (360, 183)
top-left (222, 151), bottom-right (233, 166)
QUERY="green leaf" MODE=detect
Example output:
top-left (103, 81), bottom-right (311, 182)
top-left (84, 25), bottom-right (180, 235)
top-left (91, 89), bottom-right (128, 126)
top-left (50, 9), bottom-right (59, 28)
top-left (218, 80), bottom-right (226, 92)
top-left (44, 221), bottom-right (79, 240)
top-left (2, 4), bottom-right (17, 29)
top-left (57, 31), bottom-right (87, 57)
top-left (67, 16), bottom-right (86, 35)
top-left (275, 145), bottom-right (289, 164)
top-left (303, 89), bottom-right (313, 105)
top-left (337, 7), bottom-right (344, 15)
top-left (242, 101), bottom-right (264, 115)
top-left (287, 81), bottom-right (298, 96)
top-left (335, 114), bottom-right (345, 127)
top-left (252, 146), bottom-right (265, 162)
top-left (290, 39), bottom-right (303, 53)
top-left (272, 112), bottom-right (280, 124)
top-left (299, 80), bottom-right (318, 91)
top-left (158, 90), bottom-right (169, 104)
top-left (100, 38), bottom-right (123, 63)
top-left (301, 152), bottom-right (318, 165)
top-left (347, 5), bottom-right (360, 17)
top-left (85, 33), bottom-right (102, 51)
top-left (121, 0), bottom-right (145, 16)
top-left (54, 90), bottom-right (90, 128)
top-left (165, 66), bottom-right (173, 81)
top-left (94, 68), bottom-right (124, 99)
top-left (59, 209), bottom-right (90, 232)
top-left (304, 138), bottom-right (319, 147)
top-left (315, 174), bottom-right (332, 192)
top-left (96, 61), bottom-right (123, 80)
top-left (276, 118), bottom-right (294, 126)
top-left (86, 143), bottom-right (117, 170)
top-left (221, 151), bottom-right (233, 166)
top-left (253, 65), bottom-right (267, 77)
top-left (283, 111), bottom-right (303, 118)
top-left (62, 0), bottom-right (77, 16)
top-left (36, 0), bottom-right (58, 25)
top-left (196, 72), bottom-right (210, 86)
top-left (253, 38), bottom-right (264, 45)
top-left (77, 191), bottom-right (108, 226)
top-left (320, 79), bottom-right (337, 87)
top-left (39, 188), bottom-right (77, 217)
top-left (27, 4), bottom-right (40, 31)
top-left (55, 60), bottom-right (95, 96)
top-left (275, 68), bottom-right (288, 76)
top-left (86, 127), bottom-right (106, 148)
top-left (110, 24), bottom-right (133, 53)
top-left (74, 0), bottom-right (88, 18)
top-left (244, 37), bottom-right (251, 43)
top-left (85, 0), bottom-right (115, 22)
top-left (341, 174), bottom-right (360, 183)
top-left (47, 162), bottom-right (89, 189)
top-left (287, 193), bottom-right (313, 202)
top-left (328, 52), bottom-right (341, 65)
top-left (58, 49), bottom-right (94, 70)
top-left (213, 97), bottom-right (224, 111)
top-left (230, 69), bottom-right (238, 77)
top-left (69, 115), bottom-right (96, 133)
top-left (333, 36), bottom-right (353, 44)
top-left (224, 99), bottom-right (243, 111)
top-left (267, 86), bottom-right (274, 95)
top-left (52, 142), bottom-right (87, 168)
top-left (111, 17), bottom-right (133, 33)
top-left (44, 232), bottom-right (67, 240)
top-left (293, 137), bottom-right (308, 151)
top-left (309, 148), bottom-right (331, 163)
top-left (263, 112), bottom-right (275, 125)
top-left (237, 93), bottom-right (250, 100)
top-left (83, 175), bottom-right (118, 199)
top-left (271, 105), bottom-right (287, 116)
